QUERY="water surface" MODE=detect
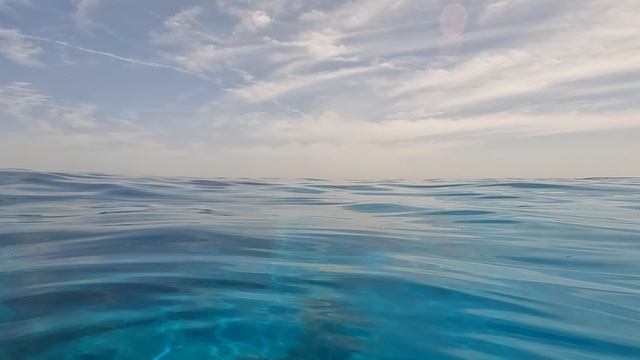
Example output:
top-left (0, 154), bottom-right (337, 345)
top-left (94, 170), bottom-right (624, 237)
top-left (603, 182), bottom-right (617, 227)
top-left (1, 170), bottom-right (639, 359)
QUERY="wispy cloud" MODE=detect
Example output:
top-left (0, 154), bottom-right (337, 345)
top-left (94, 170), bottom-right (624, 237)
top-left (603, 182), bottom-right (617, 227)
top-left (231, 9), bottom-right (273, 33)
top-left (150, 6), bottom-right (221, 73)
top-left (0, 81), bottom-right (50, 118)
top-left (232, 64), bottom-right (389, 103)
top-left (384, 1), bottom-right (640, 118)
top-left (0, 81), bottom-right (98, 130)
top-left (0, 27), bottom-right (43, 66)
top-left (0, 81), bottom-right (155, 156)
top-left (0, 0), bottom-right (30, 13)
top-left (73, 0), bottom-right (103, 28)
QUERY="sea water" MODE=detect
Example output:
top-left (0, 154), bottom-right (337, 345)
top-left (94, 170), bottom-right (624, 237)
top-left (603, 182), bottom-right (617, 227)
top-left (1, 170), bottom-right (639, 359)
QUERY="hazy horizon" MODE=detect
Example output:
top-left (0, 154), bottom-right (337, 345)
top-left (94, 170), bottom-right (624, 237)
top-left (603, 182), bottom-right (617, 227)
top-left (1, 0), bottom-right (639, 179)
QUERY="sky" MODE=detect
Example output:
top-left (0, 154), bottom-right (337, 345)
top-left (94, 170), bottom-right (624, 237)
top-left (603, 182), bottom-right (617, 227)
top-left (0, 0), bottom-right (639, 179)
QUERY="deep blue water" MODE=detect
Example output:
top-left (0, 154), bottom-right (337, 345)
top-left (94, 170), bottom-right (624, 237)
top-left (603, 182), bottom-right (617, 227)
top-left (1, 170), bottom-right (639, 360)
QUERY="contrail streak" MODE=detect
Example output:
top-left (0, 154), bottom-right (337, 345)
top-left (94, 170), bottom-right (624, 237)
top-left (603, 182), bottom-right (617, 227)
top-left (18, 32), bottom-right (220, 86)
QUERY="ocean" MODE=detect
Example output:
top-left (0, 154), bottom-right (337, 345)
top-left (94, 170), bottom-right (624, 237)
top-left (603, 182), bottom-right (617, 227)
top-left (1, 170), bottom-right (639, 359)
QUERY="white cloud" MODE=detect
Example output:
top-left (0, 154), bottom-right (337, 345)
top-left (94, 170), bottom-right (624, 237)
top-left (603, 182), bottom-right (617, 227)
top-left (206, 107), bottom-right (640, 147)
top-left (0, 82), bottom-right (99, 130)
top-left (62, 104), bottom-right (99, 129)
top-left (73, 0), bottom-right (102, 26)
top-left (4, 110), bottom-right (638, 179)
top-left (151, 6), bottom-right (278, 75)
top-left (479, 0), bottom-right (527, 24)
top-left (236, 10), bottom-right (272, 33)
top-left (327, 0), bottom-right (408, 30)
top-left (0, 28), bottom-right (43, 66)
top-left (294, 29), bottom-right (348, 59)
top-left (152, 6), bottom-right (207, 45)
top-left (299, 9), bottom-right (326, 22)
top-left (478, 0), bottom-right (564, 26)
top-left (150, 1), bottom-right (413, 81)
top-left (151, 7), bottom-right (222, 73)
top-left (192, 0), bottom-right (640, 170)
top-left (72, 0), bottom-right (118, 35)
top-left (160, 44), bottom-right (218, 74)
top-left (232, 64), bottom-right (385, 103)
top-left (380, 0), bottom-right (640, 117)
top-left (0, 81), bottom-right (49, 117)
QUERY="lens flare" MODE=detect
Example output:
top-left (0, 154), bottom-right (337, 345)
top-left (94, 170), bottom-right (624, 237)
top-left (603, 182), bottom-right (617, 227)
top-left (439, 3), bottom-right (468, 59)
top-left (440, 3), bottom-right (468, 37)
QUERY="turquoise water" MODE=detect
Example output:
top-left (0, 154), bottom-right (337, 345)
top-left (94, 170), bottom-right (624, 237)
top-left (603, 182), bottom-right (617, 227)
top-left (1, 170), bottom-right (639, 359)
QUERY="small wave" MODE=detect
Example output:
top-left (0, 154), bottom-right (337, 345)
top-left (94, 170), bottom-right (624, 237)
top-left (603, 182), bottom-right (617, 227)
top-left (428, 210), bottom-right (495, 216)
top-left (343, 203), bottom-right (424, 214)
top-left (455, 219), bottom-right (521, 224)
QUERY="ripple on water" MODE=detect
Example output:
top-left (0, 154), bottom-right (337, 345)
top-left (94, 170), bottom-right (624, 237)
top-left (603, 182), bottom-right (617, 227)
top-left (1, 170), bottom-right (640, 359)
top-left (343, 203), bottom-right (424, 214)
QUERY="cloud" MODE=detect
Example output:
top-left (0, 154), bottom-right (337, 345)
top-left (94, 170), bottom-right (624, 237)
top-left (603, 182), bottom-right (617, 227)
top-left (73, 0), bottom-right (102, 27)
top-left (478, 0), bottom-right (567, 26)
top-left (72, 0), bottom-right (117, 35)
top-left (0, 82), bottom-right (158, 169)
top-left (151, 6), bottom-right (284, 78)
top-left (62, 104), bottom-right (99, 129)
top-left (150, 1), bottom-right (415, 81)
top-left (0, 81), bottom-right (99, 130)
top-left (151, 7), bottom-right (222, 73)
top-left (232, 64), bottom-right (386, 103)
top-left (0, 28), bottom-right (43, 66)
top-left (299, 9), bottom-right (326, 22)
top-left (4, 110), bottom-right (638, 179)
top-left (294, 29), bottom-right (349, 59)
top-left (383, 0), bottom-right (640, 118)
top-left (152, 6), bottom-right (209, 45)
top-left (235, 10), bottom-right (273, 33)
top-left (0, 82), bottom-right (154, 140)
top-left (189, 0), bottom-right (640, 156)
top-left (205, 107), bottom-right (640, 148)
top-left (0, 0), bottom-right (30, 12)
top-left (295, 0), bottom-right (411, 31)
top-left (0, 81), bottom-right (50, 119)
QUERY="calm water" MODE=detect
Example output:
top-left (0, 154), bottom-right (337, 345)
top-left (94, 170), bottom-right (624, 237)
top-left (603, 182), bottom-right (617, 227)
top-left (1, 170), bottom-right (639, 360)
